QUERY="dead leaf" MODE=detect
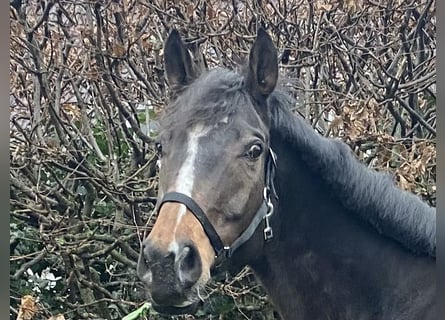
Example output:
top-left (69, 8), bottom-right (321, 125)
top-left (397, 173), bottom-right (410, 191)
top-left (113, 42), bottom-right (126, 57)
top-left (344, 0), bottom-right (362, 14)
top-left (315, 0), bottom-right (333, 12)
top-left (17, 295), bottom-right (37, 320)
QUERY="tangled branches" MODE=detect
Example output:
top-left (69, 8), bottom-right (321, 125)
top-left (10, 0), bottom-right (435, 319)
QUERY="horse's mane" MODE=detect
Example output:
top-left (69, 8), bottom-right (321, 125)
top-left (268, 91), bottom-right (436, 258)
top-left (163, 68), bottom-right (436, 258)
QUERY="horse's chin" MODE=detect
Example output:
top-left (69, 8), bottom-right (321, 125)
top-left (152, 300), bottom-right (201, 315)
top-left (147, 274), bottom-right (211, 315)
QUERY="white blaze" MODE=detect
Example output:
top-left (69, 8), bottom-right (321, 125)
top-left (175, 125), bottom-right (209, 195)
top-left (169, 125), bottom-right (209, 254)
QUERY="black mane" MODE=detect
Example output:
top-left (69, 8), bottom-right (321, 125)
top-left (268, 91), bottom-right (436, 258)
top-left (163, 68), bottom-right (436, 258)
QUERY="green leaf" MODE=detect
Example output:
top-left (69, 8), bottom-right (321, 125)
top-left (122, 302), bottom-right (151, 320)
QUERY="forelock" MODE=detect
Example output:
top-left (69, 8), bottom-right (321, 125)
top-left (160, 69), bottom-right (252, 130)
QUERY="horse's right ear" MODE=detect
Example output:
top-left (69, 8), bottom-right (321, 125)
top-left (164, 29), bottom-right (197, 93)
top-left (245, 28), bottom-right (278, 101)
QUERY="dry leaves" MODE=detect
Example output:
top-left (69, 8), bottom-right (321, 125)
top-left (17, 295), bottom-right (37, 320)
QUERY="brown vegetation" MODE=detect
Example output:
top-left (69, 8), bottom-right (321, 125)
top-left (10, 0), bottom-right (435, 319)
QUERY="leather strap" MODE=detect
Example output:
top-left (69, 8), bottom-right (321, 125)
top-left (159, 192), bottom-right (225, 255)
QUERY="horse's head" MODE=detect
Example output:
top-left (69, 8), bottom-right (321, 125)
top-left (137, 28), bottom-right (278, 314)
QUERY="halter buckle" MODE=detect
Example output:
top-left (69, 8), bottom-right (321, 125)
top-left (263, 187), bottom-right (274, 241)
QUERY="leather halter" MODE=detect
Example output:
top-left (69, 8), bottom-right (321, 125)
top-left (157, 148), bottom-right (278, 267)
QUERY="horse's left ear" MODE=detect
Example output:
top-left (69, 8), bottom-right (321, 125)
top-left (245, 28), bottom-right (278, 100)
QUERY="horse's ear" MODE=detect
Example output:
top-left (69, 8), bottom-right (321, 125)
top-left (245, 28), bottom-right (278, 100)
top-left (164, 29), bottom-right (197, 93)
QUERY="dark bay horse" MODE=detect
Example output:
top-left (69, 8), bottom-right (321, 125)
top-left (137, 28), bottom-right (436, 319)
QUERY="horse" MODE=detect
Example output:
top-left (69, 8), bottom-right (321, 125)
top-left (137, 28), bottom-right (436, 319)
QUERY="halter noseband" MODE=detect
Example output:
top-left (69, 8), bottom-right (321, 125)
top-left (157, 148), bottom-right (278, 268)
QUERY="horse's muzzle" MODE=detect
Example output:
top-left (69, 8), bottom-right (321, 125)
top-left (137, 238), bottom-right (203, 310)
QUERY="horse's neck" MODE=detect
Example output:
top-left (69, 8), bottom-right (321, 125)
top-left (250, 139), bottom-right (435, 319)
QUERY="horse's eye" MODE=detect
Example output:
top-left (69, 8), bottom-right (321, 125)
top-left (246, 144), bottom-right (263, 160)
top-left (155, 142), bottom-right (163, 155)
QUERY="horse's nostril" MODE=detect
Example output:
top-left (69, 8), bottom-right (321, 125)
top-left (180, 246), bottom-right (195, 271)
top-left (176, 243), bottom-right (202, 288)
